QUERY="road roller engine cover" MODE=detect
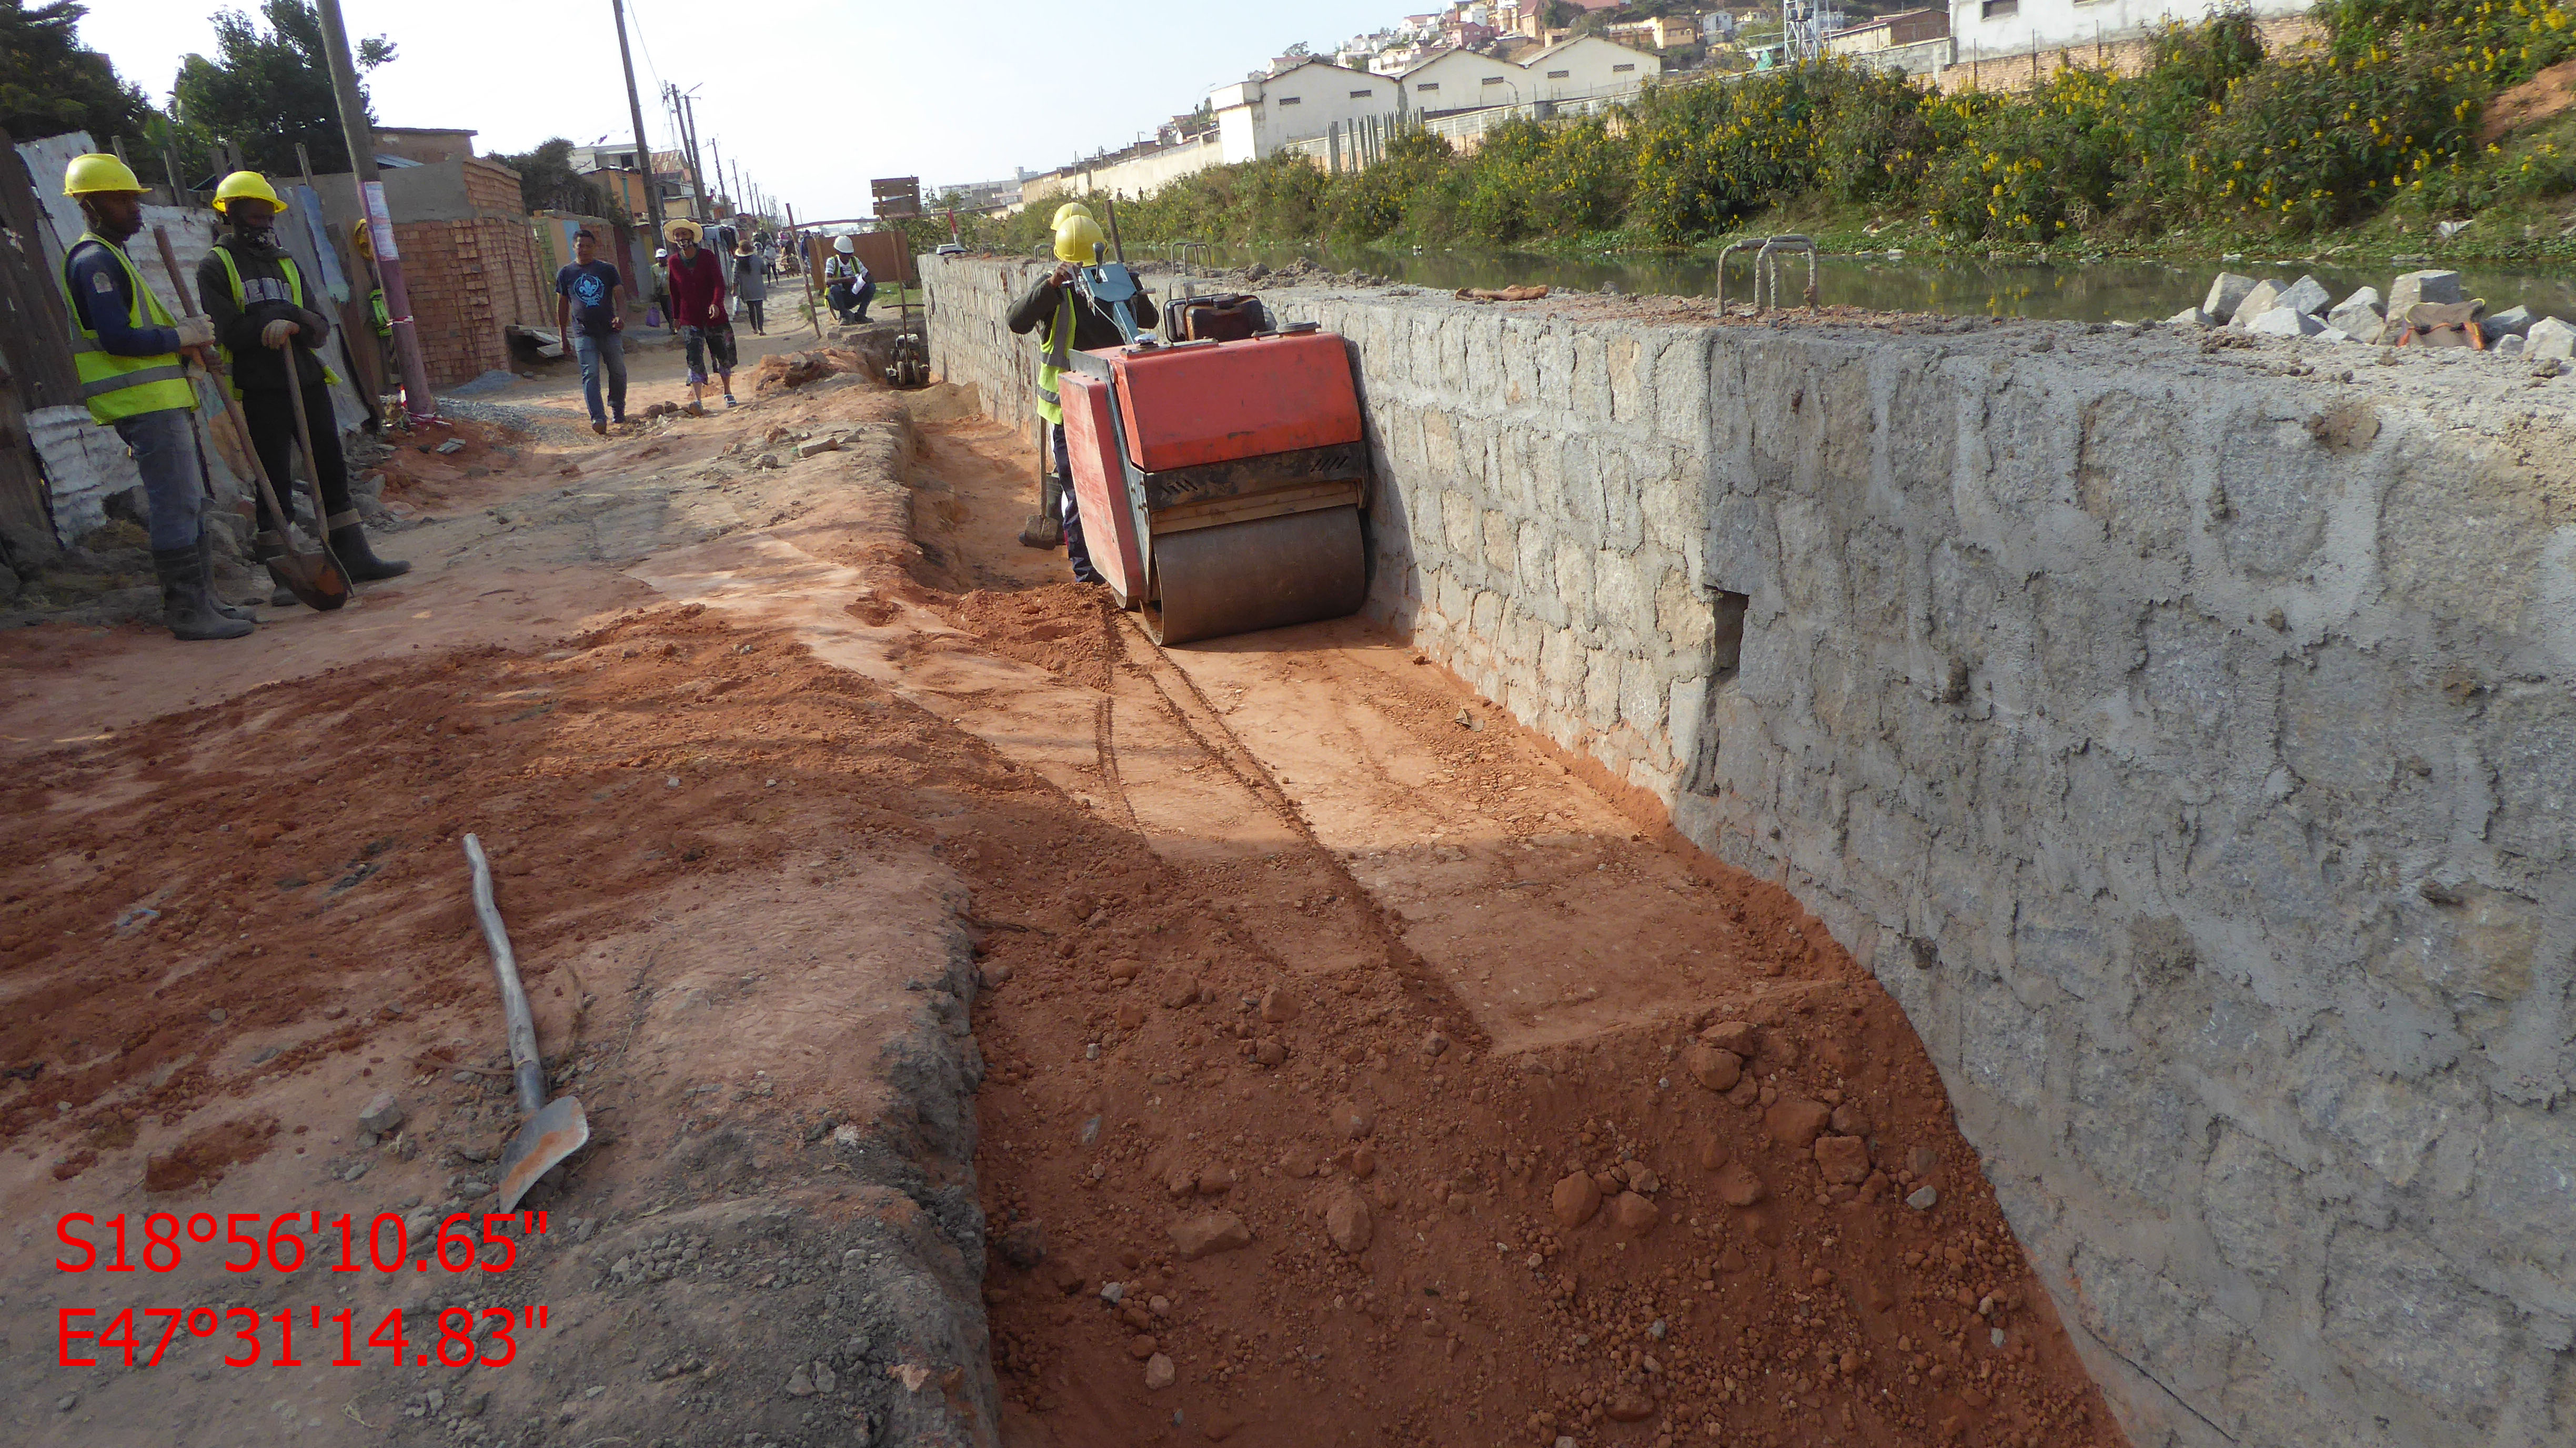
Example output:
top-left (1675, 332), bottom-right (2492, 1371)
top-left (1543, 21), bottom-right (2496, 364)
top-left (1058, 313), bottom-right (1371, 646)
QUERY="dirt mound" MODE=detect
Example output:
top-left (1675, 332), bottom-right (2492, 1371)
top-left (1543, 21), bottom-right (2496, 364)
top-left (2481, 56), bottom-right (2576, 144)
top-left (751, 346), bottom-right (869, 395)
top-left (934, 583), bottom-right (1126, 689)
top-left (0, 604), bottom-right (981, 1159)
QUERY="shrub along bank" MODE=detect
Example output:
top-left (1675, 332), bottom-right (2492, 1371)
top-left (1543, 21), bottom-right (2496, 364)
top-left (978, 2), bottom-right (2575, 263)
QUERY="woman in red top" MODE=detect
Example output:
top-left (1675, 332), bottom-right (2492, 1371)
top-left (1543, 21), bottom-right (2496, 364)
top-left (663, 221), bottom-right (736, 409)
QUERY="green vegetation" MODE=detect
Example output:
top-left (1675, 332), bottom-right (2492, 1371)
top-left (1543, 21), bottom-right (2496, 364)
top-left (173, 0), bottom-right (396, 177)
top-left (0, 1), bottom-right (153, 153)
top-left (988, 3), bottom-right (2576, 265)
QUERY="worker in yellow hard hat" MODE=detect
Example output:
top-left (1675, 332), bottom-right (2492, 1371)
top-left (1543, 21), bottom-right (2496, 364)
top-left (200, 170), bottom-right (408, 598)
top-left (1004, 212), bottom-right (1156, 583)
top-left (56, 153), bottom-right (251, 640)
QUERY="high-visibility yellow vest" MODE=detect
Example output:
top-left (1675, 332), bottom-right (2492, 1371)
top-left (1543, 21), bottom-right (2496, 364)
top-left (57, 233), bottom-right (197, 425)
top-left (208, 243), bottom-right (341, 396)
top-left (1034, 287), bottom-right (1075, 427)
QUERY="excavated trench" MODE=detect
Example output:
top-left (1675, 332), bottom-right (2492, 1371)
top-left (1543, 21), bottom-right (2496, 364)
top-left (888, 410), bottom-right (2127, 1448)
top-left (920, 253), bottom-right (2576, 1448)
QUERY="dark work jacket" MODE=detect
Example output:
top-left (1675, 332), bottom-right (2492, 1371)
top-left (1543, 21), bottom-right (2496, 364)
top-left (198, 232), bottom-right (334, 395)
top-left (1006, 273), bottom-right (1158, 352)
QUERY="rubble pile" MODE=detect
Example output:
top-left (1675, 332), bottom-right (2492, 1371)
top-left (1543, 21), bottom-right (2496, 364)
top-left (2167, 267), bottom-right (2575, 368)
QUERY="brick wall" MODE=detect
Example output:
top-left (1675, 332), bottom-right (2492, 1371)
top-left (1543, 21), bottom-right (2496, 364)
top-left (388, 158), bottom-right (555, 389)
top-left (394, 214), bottom-right (553, 388)
top-left (463, 157), bottom-right (522, 216)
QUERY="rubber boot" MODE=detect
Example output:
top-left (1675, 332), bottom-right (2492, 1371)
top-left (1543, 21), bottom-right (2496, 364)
top-left (152, 546), bottom-right (254, 641)
top-left (326, 512), bottom-right (410, 581)
top-left (197, 528), bottom-right (255, 621)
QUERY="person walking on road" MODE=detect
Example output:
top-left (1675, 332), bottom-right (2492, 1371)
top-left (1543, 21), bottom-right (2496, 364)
top-left (200, 169), bottom-right (409, 597)
top-left (554, 228), bottom-right (628, 433)
top-left (55, 153), bottom-right (250, 640)
top-left (646, 248), bottom-right (671, 332)
top-left (825, 235), bottom-right (873, 325)
top-left (664, 221), bottom-right (736, 410)
top-left (1005, 211), bottom-right (1157, 586)
top-left (732, 239), bottom-right (769, 335)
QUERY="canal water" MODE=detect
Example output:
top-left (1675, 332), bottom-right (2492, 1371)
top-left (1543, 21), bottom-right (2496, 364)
top-left (1193, 243), bottom-right (2576, 325)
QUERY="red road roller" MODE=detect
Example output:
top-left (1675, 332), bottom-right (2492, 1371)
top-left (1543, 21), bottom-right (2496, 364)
top-left (1059, 322), bottom-right (1370, 645)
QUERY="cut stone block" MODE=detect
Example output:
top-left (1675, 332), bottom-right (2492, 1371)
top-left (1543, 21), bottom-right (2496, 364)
top-left (2203, 273), bottom-right (2257, 320)
top-left (2275, 275), bottom-right (2331, 317)
top-left (2526, 316), bottom-right (2575, 361)
top-left (2167, 306), bottom-right (2213, 328)
top-left (2229, 280), bottom-right (2283, 326)
top-left (2247, 307), bottom-right (2327, 339)
top-left (2326, 287), bottom-right (2383, 338)
top-left (2479, 304), bottom-right (2535, 343)
top-left (2387, 269), bottom-right (2464, 316)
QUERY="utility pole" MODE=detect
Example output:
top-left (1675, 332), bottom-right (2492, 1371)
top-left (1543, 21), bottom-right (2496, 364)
top-left (709, 137), bottom-right (728, 222)
top-left (663, 84), bottom-right (707, 225)
top-left (676, 88), bottom-right (711, 225)
top-left (315, 0), bottom-right (435, 420)
top-left (611, 0), bottom-right (658, 229)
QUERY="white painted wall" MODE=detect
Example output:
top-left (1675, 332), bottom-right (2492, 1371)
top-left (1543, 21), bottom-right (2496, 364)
top-left (1949, 0), bottom-right (2309, 60)
top-left (1523, 35), bottom-right (1664, 101)
top-left (1209, 62), bottom-right (1402, 163)
top-left (1400, 46), bottom-right (1533, 113)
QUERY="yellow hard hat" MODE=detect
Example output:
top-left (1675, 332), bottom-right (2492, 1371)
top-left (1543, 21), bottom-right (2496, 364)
top-left (1053, 215), bottom-right (1106, 265)
top-left (63, 152), bottom-right (144, 196)
top-left (213, 170), bottom-right (285, 215)
top-left (1050, 200), bottom-right (1092, 229)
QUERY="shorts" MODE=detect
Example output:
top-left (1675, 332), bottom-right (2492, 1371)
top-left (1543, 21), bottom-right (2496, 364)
top-left (681, 324), bottom-right (739, 383)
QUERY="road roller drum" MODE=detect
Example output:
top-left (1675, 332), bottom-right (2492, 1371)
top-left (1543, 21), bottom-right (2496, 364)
top-left (1062, 326), bottom-right (1372, 645)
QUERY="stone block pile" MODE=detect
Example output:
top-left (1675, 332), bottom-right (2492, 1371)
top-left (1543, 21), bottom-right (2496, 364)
top-left (2169, 266), bottom-right (2573, 369)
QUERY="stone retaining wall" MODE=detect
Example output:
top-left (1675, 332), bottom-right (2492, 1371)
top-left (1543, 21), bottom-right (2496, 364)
top-left (920, 255), bottom-right (2576, 1448)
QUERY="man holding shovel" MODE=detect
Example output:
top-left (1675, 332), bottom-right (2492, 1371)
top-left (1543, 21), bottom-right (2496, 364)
top-left (55, 153), bottom-right (250, 641)
top-left (199, 170), bottom-right (409, 600)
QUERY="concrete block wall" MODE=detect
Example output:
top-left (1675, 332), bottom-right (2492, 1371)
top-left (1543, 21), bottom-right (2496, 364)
top-left (920, 255), bottom-right (2576, 1448)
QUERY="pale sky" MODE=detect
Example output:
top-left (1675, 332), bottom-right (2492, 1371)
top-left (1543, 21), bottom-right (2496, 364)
top-left (73, 1), bottom-right (1402, 219)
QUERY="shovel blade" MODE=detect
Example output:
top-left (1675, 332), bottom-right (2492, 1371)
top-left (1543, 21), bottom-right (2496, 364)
top-left (1018, 514), bottom-right (1063, 549)
top-left (494, 1095), bottom-right (588, 1213)
top-left (272, 548), bottom-right (353, 612)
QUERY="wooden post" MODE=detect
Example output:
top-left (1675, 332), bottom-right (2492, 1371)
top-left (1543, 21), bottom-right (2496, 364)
top-left (788, 203), bottom-right (823, 338)
top-left (0, 355), bottom-right (56, 561)
top-left (0, 126), bottom-right (83, 414)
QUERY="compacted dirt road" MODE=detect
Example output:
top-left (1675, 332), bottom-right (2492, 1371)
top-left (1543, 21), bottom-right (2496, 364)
top-left (1, 347), bottom-right (2125, 1448)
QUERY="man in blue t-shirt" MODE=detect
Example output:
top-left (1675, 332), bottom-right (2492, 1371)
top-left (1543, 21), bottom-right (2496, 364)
top-left (553, 229), bottom-right (627, 433)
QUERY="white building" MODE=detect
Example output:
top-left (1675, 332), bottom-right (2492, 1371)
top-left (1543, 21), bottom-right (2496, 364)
top-left (1522, 35), bottom-right (1663, 102)
top-left (1950, 0), bottom-right (2309, 63)
top-left (1208, 61), bottom-right (1404, 164)
top-left (1398, 46), bottom-right (1535, 115)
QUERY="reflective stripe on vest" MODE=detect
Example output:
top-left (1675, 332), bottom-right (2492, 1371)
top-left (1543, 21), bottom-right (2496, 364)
top-left (210, 244), bottom-right (342, 394)
top-left (1034, 287), bottom-right (1075, 427)
top-left (56, 234), bottom-right (197, 424)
